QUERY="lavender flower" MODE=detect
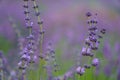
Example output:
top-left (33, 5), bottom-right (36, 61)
top-left (63, 71), bottom-right (73, 79)
top-left (84, 64), bottom-right (91, 69)
top-left (17, 1), bottom-right (41, 80)
top-left (76, 66), bottom-right (85, 76)
top-left (44, 43), bottom-right (60, 80)
top-left (92, 58), bottom-right (99, 66)
top-left (8, 70), bottom-right (17, 80)
top-left (75, 12), bottom-right (106, 77)
top-left (86, 12), bottom-right (92, 17)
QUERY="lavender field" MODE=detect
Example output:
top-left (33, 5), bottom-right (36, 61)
top-left (0, 0), bottom-right (120, 80)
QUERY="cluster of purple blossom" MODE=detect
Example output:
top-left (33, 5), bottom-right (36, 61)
top-left (76, 12), bottom-right (106, 76)
top-left (53, 12), bottom-right (106, 80)
top-left (17, 0), bottom-right (60, 80)
top-left (17, 0), bottom-right (45, 79)
top-left (76, 12), bottom-right (106, 75)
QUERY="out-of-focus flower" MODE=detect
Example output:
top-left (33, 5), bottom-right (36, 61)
top-left (76, 66), bottom-right (85, 76)
top-left (92, 58), bottom-right (99, 67)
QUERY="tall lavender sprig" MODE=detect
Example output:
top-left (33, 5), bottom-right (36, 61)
top-left (75, 12), bottom-right (106, 78)
top-left (31, 0), bottom-right (44, 55)
top-left (9, 17), bottom-right (24, 51)
top-left (44, 43), bottom-right (60, 80)
top-left (17, 0), bottom-right (38, 80)
top-left (52, 12), bottom-right (106, 80)
top-left (30, 0), bottom-right (46, 79)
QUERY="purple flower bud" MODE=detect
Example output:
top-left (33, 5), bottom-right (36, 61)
top-left (87, 48), bottom-right (91, 54)
top-left (18, 61), bottom-right (22, 67)
top-left (82, 47), bottom-right (92, 56)
top-left (90, 42), bottom-right (99, 50)
top-left (29, 56), bottom-right (37, 63)
top-left (92, 58), bottom-right (99, 67)
top-left (21, 54), bottom-right (30, 61)
top-left (64, 71), bottom-right (73, 79)
top-left (100, 28), bottom-right (106, 34)
top-left (27, 34), bottom-right (34, 40)
top-left (76, 66), bottom-right (85, 76)
top-left (18, 61), bottom-right (27, 70)
top-left (86, 12), bottom-right (92, 17)
top-left (26, 22), bottom-right (33, 28)
top-left (84, 64), bottom-right (91, 69)
top-left (29, 50), bottom-right (34, 55)
top-left (89, 53), bottom-right (94, 57)
top-left (89, 26), bottom-right (97, 31)
top-left (33, 55), bottom-right (37, 61)
top-left (81, 47), bottom-right (87, 56)
top-left (89, 36), bottom-right (97, 42)
top-left (85, 38), bottom-right (91, 46)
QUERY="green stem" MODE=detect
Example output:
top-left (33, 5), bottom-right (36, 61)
top-left (23, 73), bottom-right (26, 80)
top-left (91, 67), bottom-right (95, 80)
top-left (85, 73), bottom-right (86, 80)
top-left (38, 59), bottom-right (46, 80)
top-left (31, 1), bottom-right (45, 80)
top-left (1, 70), bottom-right (4, 80)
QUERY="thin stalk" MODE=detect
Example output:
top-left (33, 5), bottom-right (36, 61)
top-left (1, 70), bottom-right (4, 80)
top-left (9, 17), bottom-right (23, 50)
top-left (23, 73), bottom-right (26, 80)
top-left (0, 58), bottom-right (4, 80)
top-left (84, 73), bottom-right (86, 80)
top-left (24, 1), bottom-right (31, 25)
top-left (9, 17), bottom-right (21, 38)
top-left (31, 0), bottom-right (46, 80)
top-left (32, 0), bottom-right (44, 55)
top-left (91, 66), bottom-right (95, 80)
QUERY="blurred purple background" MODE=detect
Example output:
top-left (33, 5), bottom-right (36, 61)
top-left (0, 0), bottom-right (120, 42)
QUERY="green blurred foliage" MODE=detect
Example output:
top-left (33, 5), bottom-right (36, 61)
top-left (0, 35), bottom-right (12, 55)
